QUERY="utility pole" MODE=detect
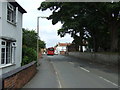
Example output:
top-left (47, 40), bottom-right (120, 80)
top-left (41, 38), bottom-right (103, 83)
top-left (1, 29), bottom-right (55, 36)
top-left (37, 17), bottom-right (40, 66)
top-left (37, 16), bottom-right (48, 66)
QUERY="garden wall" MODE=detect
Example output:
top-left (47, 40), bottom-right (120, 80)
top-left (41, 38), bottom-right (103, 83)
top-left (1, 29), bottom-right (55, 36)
top-left (68, 52), bottom-right (119, 66)
top-left (1, 61), bottom-right (37, 89)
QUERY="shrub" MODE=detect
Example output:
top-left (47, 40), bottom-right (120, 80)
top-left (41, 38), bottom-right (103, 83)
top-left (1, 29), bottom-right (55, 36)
top-left (22, 46), bottom-right (37, 66)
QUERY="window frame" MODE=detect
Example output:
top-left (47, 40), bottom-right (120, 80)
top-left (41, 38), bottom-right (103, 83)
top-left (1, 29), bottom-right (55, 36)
top-left (7, 3), bottom-right (16, 25)
top-left (0, 40), bottom-right (16, 67)
top-left (1, 40), bottom-right (6, 65)
top-left (6, 41), bottom-right (12, 64)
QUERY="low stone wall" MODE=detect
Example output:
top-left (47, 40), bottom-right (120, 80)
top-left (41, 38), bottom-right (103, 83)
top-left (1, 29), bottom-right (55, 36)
top-left (1, 61), bottom-right (37, 89)
top-left (68, 52), bottom-right (119, 66)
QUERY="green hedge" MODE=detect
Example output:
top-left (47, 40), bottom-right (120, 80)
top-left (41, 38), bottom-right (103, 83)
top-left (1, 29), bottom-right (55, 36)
top-left (21, 45), bottom-right (37, 66)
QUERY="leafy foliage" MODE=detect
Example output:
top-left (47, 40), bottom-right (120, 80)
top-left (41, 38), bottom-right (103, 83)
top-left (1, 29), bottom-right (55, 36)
top-left (21, 45), bottom-right (37, 66)
top-left (22, 29), bottom-right (46, 65)
top-left (22, 28), bottom-right (38, 50)
top-left (38, 2), bottom-right (120, 52)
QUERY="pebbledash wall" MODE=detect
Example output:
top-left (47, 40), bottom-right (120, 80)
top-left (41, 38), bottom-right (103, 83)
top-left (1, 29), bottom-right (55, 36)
top-left (68, 52), bottom-right (119, 66)
top-left (0, 2), bottom-right (2, 42)
top-left (0, 1), bottom-right (26, 75)
top-left (1, 61), bottom-right (37, 89)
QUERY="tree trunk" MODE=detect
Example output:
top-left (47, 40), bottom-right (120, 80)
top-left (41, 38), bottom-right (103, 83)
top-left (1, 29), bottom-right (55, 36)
top-left (79, 32), bottom-right (83, 52)
top-left (80, 45), bottom-right (83, 52)
top-left (93, 35), bottom-right (99, 52)
top-left (110, 26), bottom-right (118, 52)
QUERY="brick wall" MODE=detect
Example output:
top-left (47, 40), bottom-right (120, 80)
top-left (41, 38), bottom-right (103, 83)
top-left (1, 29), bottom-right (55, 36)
top-left (2, 61), bottom-right (37, 89)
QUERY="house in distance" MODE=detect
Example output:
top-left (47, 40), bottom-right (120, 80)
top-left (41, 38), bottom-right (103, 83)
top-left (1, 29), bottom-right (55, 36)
top-left (54, 43), bottom-right (71, 55)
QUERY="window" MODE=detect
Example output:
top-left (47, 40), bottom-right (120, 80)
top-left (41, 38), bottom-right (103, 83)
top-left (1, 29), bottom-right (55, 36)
top-left (1, 40), bottom-right (16, 65)
top-left (6, 42), bottom-right (12, 64)
top-left (1, 48), bottom-right (5, 64)
top-left (7, 3), bottom-right (16, 24)
top-left (48, 48), bottom-right (54, 51)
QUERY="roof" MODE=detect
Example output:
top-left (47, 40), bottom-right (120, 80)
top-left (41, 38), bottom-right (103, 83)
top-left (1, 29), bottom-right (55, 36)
top-left (9, 0), bottom-right (27, 14)
top-left (58, 43), bottom-right (71, 46)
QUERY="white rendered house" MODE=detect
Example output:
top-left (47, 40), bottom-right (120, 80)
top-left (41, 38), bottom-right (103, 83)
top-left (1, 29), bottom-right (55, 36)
top-left (54, 43), bottom-right (71, 54)
top-left (0, 1), bottom-right (26, 75)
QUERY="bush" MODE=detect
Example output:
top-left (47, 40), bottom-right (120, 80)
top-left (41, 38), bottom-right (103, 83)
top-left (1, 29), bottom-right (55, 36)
top-left (22, 45), bottom-right (37, 66)
top-left (21, 56), bottom-right (29, 66)
top-left (21, 29), bottom-right (46, 66)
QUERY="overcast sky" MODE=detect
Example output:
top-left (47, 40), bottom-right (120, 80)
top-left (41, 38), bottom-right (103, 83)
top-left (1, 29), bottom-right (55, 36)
top-left (15, 0), bottom-right (73, 48)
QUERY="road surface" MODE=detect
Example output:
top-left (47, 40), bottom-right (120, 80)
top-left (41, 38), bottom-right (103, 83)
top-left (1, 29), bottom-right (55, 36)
top-left (23, 55), bottom-right (119, 88)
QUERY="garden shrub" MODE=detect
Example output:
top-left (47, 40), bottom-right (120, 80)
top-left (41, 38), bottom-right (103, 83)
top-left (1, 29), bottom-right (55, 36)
top-left (22, 45), bottom-right (37, 66)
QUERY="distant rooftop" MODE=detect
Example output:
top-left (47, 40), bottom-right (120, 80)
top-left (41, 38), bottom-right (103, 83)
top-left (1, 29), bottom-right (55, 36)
top-left (58, 43), bottom-right (71, 46)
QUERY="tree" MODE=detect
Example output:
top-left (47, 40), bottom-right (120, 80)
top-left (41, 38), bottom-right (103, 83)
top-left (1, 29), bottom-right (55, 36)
top-left (39, 2), bottom-right (88, 52)
top-left (38, 2), bottom-right (120, 52)
top-left (22, 45), bottom-right (37, 65)
top-left (104, 3), bottom-right (120, 52)
top-left (39, 40), bottom-right (46, 49)
top-left (89, 2), bottom-right (120, 52)
top-left (22, 28), bottom-right (46, 65)
top-left (22, 28), bottom-right (46, 50)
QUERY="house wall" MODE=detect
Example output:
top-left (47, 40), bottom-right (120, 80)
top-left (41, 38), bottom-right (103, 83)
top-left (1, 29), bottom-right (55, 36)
top-left (0, 2), bottom-right (2, 37)
top-left (55, 46), bottom-right (67, 54)
top-left (0, 2), bottom-right (2, 76)
top-left (0, 2), bottom-right (23, 74)
top-left (0, 2), bottom-right (2, 36)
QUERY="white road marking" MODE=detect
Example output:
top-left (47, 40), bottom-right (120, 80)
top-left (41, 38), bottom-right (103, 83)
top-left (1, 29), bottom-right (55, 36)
top-left (55, 71), bottom-right (62, 88)
top-left (50, 62), bottom-right (53, 64)
top-left (55, 71), bottom-right (57, 74)
top-left (79, 67), bottom-right (90, 72)
top-left (99, 76), bottom-right (118, 87)
top-left (69, 62), bottom-right (74, 64)
top-left (51, 61), bottom-right (62, 88)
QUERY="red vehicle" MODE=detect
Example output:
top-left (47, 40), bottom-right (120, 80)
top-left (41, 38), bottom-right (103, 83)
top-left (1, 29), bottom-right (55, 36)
top-left (47, 47), bottom-right (54, 55)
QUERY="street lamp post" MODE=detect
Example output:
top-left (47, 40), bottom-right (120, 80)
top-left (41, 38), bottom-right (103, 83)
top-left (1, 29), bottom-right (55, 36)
top-left (37, 17), bottom-right (40, 66)
top-left (37, 16), bottom-right (48, 65)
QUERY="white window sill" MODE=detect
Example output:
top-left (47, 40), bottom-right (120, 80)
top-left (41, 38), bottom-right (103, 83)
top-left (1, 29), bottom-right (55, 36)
top-left (7, 20), bottom-right (16, 26)
top-left (0, 63), bottom-right (16, 69)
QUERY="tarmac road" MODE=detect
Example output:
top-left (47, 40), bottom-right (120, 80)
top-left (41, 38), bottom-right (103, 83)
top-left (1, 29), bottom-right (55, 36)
top-left (23, 55), bottom-right (119, 89)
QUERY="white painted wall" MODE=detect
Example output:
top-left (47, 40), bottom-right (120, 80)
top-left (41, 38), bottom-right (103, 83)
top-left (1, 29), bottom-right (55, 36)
top-left (55, 46), bottom-right (67, 54)
top-left (79, 46), bottom-right (87, 52)
top-left (0, 2), bottom-right (2, 37)
top-left (0, 2), bottom-right (2, 76)
top-left (0, 2), bottom-right (23, 74)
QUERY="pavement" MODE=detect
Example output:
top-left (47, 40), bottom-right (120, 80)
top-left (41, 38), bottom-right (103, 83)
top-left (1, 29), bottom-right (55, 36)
top-left (23, 56), bottom-right (58, 88)
top-left (23, 54), bottom-right (119, 88)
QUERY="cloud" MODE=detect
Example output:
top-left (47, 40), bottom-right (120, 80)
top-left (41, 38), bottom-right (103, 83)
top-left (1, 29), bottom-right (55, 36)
top-left (16, 0), bottom-right (73, 48)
